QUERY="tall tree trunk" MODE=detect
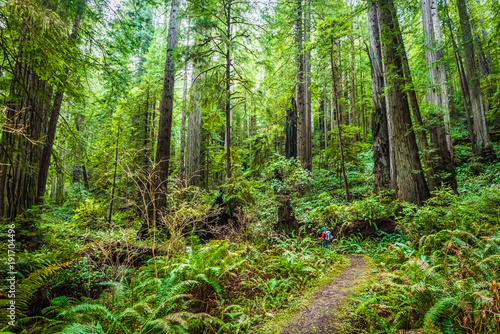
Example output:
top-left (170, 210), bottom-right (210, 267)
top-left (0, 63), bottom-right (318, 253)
top-left (143, 85), bottom-right (151, 171)
top-left (72, 114), bottom-right (89, 191)
top-left (480, 16), bottom-right (493, 74)
top-left (0, 18), bottom-right (54, 218)
top-left (360, 69), bottom-right (367, 142)
top-left (153, 0), bottom-right (180, 208)
top-left (318, 99), bottom-right (324, 149)
top-left (108, 125), bottom-right (120, 225)
top-left (398, 31), bottom-right (437, 190)
top-left (323, 73), bottom-right (328, 150)
top-left (331, 76), bottom-right (335, 132)
top-left (1, 67), bottom-right (52, 218)
top-left (378, 0), bottom-right (430, 205)
top-left (330, 37), bottom-right (350, 203)
top-left (421, 0), bottom-right (458, 193)
top-left (36, 90), bottom-right (63, 203)
top-left (423, 0), bottom-right (453, 154)
top-left (330, 35), bottom-right (350, 203)
top-left (186, 67), bottom-right (202, 186)
top-left (37, 19), bottom-right (80, 204)
top-left (444, 0), bottom-right (475, 147)
top-left (368, 0), bottom-right (391, 194)
top-left (179, 61), bottom-right (189, 181)
top-left (295, 0), bottom-right (306, 170)
top-left (350, 24), bottom-right (358, 141)
top-left (304, 0), bottom-right (312, 170)
top-left (383, 0), bottom-right (440, 191)
top-left (457, 0), bottom-right (490, 150)
top-left (225, 0), bottom-right (233, 179)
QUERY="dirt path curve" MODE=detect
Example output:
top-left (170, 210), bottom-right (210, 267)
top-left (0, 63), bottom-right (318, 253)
top-left (280, 255), bottom-right (370, 334)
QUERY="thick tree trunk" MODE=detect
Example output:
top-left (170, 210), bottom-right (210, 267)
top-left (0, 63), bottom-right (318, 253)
top-left (457, 0), bottom-right (490, 149)
top-left (1, 55), bottom-right (53, 218)
top-left (368, 1), bottom-right (391, 194)
top-left (378, 0), bottom-right (430, 205)
top-left (421, 0), bottom-right (458, 193)
top-left (153, 0), bottom-right (180, 208)
top-left (397, 28), bottom-right (437, 190)
top-left (0, 13), bottom-right (82, 219)
top-left (428, 0), bottom-right (453, 156)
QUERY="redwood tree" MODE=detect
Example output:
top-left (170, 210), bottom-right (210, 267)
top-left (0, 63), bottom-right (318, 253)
top-left (378, 0), bottom-right (430, 205)
top-left (153, 0), bottom-right (180, 208)
top-left (457, 0), bottom-right (490, 151)
top-left (367, 0), bottom-right (391, 194)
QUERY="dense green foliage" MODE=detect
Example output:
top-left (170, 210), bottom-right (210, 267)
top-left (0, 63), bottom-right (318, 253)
top-left (1, 0), bottom-right (500, 332)
top-left (335, 159), bottom-right (500, 333)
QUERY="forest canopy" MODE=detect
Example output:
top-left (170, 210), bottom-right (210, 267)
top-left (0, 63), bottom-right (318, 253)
top-left (0, 0), bottom-right (499, 332)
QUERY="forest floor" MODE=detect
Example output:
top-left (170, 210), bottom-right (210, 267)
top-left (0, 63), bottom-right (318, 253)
top-left (259, 255), bottom-right (372, 334)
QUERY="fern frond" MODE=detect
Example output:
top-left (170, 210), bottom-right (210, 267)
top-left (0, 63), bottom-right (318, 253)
top-left (424, 296), bottom-right (462, 329)
top-left (60, 321), bottom-right (106, 334)
top-left (0, 262), bottom-right (68, 321)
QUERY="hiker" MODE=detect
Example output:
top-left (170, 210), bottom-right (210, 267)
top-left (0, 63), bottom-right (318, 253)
top-left (319, 227), bottom-right (333, 250)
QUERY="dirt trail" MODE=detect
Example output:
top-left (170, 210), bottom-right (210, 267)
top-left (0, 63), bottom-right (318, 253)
top-left (280, 255), bottom-right (370, 334)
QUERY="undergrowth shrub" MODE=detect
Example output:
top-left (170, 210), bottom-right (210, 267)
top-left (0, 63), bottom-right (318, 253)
top-left (73, 199), bottom-right (107, 228)
top-left (400, 186), bottom-right (500, 237)
top-left (322, 195), bottom-right (397, 227)
top-left (344, 184), bottom-right (500, 333)
top-left (20, 236), bottom-right (346, 333)
top-left (44, 257), bottom-right (110, 300)
top-left (348, 230), bottom-right (500, 333)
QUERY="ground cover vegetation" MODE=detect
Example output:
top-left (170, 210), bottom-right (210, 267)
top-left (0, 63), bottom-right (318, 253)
top-left (1, 0), bottom-right (500, 332)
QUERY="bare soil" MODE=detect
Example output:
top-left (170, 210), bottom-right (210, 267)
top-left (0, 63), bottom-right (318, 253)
top-left (280, 255), bottom-right (370, 334)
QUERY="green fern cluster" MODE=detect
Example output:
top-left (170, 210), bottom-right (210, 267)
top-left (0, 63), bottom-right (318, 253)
top-left (12, 235), bottom-right (345, 333)
top-left (348, 230), bottom-right (500, 333)
top-left (0, 263), bottom-right (68, 329)
top-left (136, 237), bottom-right (346, 333)
top-left (42, 270), bottom-right (216, 333)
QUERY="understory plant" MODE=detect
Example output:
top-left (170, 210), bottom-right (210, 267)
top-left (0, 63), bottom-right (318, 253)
top-left (12, 235), bottom-right (346, 333)
top-left (343, 185), bottom-right (500, 333)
